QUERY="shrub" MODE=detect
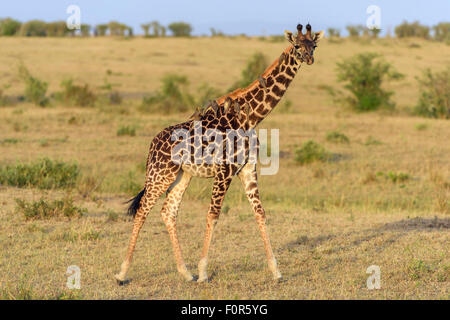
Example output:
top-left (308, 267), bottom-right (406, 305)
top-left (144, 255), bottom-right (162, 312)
top-left (277, 99), bottom-right (294, 114)
top-left (413, 66), bottom-right (450, 119)
top-left (326, 131), bottom-right (350, 144)
top-left (140, 74), bottom-right (194, 113)
top-left (57, 79), bottom-right (97, 107)
top-left (376, 171), bottom-right (410, 183)
top-left (364, 136), bottom-right (382, 145)
top-left (0, 18), bottom-right (22, 36)
top-left (336, 52), bottom-right (403, 112)
top-left (0, 158), bottom-right (79, 189)
top-left (395, 21), bottom-right (430, 39)
top-left (168, 22), bottom-right (192, 37)
top-left (433, 22), bottom-right (450, 42)
top-left (18, 64), bottom-right (49, 107)
top-left (117, 125), bottom-right (136, 136)
top-left (108, 91), bottom-right (122, 105)
top-left (120, 171), bottom-right (142, 195)
top-left (294, 140), bottom-right (331, 165)
top-left (229, 52), bottom-right (268, 91)
top-left (195, 83), bottom-right (223, 108)
top-left (15, 196), bottom-right (86, 220)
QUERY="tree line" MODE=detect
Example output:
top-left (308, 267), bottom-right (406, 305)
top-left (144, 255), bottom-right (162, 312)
top-left (0, 18), bottom-right (193, 37)
top-left (328, 21), bottom-right (449, 42)
top-left (0, 18), bottom-right (449, 41)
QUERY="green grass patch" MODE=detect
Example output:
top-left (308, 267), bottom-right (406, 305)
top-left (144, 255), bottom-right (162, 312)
top-left (376, 171), bottom-right (410, 183)
top-left (15, 196), bottom-right (86, 220)
top-left (0, 158), bottom-right (79, 189)
top-left (326, 131), bottom-right (350, 144)
top-left (294, 140), bottom-right (331, 165)
top-left (116, 125), bottom-right (136, 136)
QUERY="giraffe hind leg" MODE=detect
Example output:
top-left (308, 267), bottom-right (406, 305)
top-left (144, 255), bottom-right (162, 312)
top-left (115, 166), bottom-right (180, 283)
top-left (160, 170), bottom-right (194, 281)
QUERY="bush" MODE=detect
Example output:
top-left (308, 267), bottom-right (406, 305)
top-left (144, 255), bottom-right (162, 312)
top-left (195, 83), bottom-right (223, 108)
top-left (326, 131), bottom-right (350, 144)
top-left (335, 52), bottom-right (403, 112)
top-left (395, 21), bottom-right (430, 39)
top-left (0, 158), bottom-right (79, 189)
top-left (294, 140), bottom-right (331, 165)
top-left (15, 196), bottom-right (86, 220)
top-left (117, 125), bottom-right (136, 136)
top-left (376, 171), bottom-right (410, 183)
top-left (433, 22), bottom-right (450, 42)
top-left (0, 18), bottom-right (21, 36)
top-left (168, 22), bottom-right (192, 37)
top-left (140, 74), bottom-right (194, 113)
top-left (56, 79), bottom-right (97, 107)
top-left (413, 66), bottom-right (450, 119)
top-left (18, 64), bottom-right (49, 107)
top-left (229, 52), bottom-right (268, 91)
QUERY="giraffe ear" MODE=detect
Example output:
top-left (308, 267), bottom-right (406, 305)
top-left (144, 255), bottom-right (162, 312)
top-left (314, 30), bottom-right (324, 42)
top-left (284, 30), bottom-right (295, 44)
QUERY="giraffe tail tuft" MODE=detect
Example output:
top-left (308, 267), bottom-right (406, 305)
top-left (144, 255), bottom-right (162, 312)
top-left (126, 188), bottom-right (146, 217)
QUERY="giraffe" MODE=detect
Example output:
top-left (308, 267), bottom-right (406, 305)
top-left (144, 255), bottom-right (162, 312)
top-left (115, 23), bottom-right (324, 283)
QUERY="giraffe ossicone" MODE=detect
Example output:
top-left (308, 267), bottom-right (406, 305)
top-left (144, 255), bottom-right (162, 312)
top-left (115, 23), bottom-right (324, 284)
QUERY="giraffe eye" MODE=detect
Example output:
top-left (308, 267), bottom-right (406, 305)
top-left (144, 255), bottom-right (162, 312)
top-left (294, 45), bottom-right (300, 49)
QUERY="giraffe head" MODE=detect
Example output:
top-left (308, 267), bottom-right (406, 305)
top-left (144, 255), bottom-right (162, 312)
top-left (284, 23), bottom-right (324, 65)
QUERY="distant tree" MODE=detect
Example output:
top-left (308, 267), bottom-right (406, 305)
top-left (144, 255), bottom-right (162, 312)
top-left (368, 28), bottom-right (381, 38)
top-left (150, 21), bottom-right (162, 37)
top-left (46, 21), bottom-right (68, 37)
top-left (327, 28), bottom-right (340, 38)
top-left (96, 24), bottom-right (108, 36)
top-left (346, 24), bottom-right (364, 37)
top-left (433, 22), bottom-right (450, 42)
top-left (80, 24), bottom-right (91, 37)
top-left (108, 21), bottom-right (123, 36)
top-left (210, 27), bottom-right (224, 37)
top-left (395, 21), bottom-right (430, 39)
top-left (127, 27), bottom-right (133, 37)
top-left (160, 26), bottom-right (166, 37)
top-left (168, 22), bottom-right (192, 37)
top-left (0, 18), bottom-right (21, 36)
top-left (19, 20), bottom-right (47, 37)
top-left (141, 23), bottom-right (151, 37)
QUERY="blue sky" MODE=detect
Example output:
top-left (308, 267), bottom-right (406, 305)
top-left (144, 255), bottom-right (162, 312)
top-left (1, 0), bottom-right (449, 35)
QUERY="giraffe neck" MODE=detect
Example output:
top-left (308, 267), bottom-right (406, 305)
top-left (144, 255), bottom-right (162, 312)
top-left (217, 45), bottom-right (301, 129)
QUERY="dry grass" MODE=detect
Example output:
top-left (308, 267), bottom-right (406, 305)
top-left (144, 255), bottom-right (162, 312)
top-left (0, 37), bottom-right (449, 299)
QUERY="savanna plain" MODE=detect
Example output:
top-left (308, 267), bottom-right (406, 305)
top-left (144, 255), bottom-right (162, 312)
top-left (0, 36), bottom-right (449, 299)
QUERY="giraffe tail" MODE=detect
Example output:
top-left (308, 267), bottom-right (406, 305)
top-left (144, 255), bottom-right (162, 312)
top-left (126, 188), bottom-right (146, 217)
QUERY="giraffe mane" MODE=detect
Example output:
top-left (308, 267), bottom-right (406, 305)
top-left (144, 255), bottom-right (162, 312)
top-left (215, 45), bottom-right (293, 105)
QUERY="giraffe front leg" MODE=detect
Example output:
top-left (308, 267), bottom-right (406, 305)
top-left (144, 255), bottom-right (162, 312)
top-left (197, 173), bottom-right (232, 283)
top-left (238, 163), bottom-right (282, 280)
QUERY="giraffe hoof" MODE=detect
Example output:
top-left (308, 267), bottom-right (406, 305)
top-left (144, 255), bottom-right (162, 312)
top-left (114, 274), bottom-right (130, 286)
top-left (273, 273), bottom-right (283, 282)
top-left (197, 276), bottom-right (209, 283)
top-left (183, 273), bottom-right (194, 282)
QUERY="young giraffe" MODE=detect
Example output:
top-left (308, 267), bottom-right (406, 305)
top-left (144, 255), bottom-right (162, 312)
top-left (115, 23), bottom-right (324, 283)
